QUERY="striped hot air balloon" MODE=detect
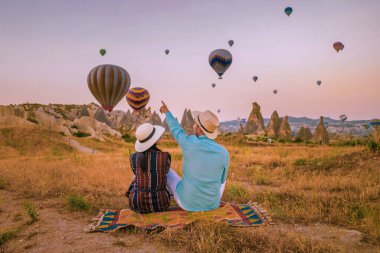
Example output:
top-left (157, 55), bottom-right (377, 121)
top-left (126, 87), bottom-right (150, 111)
top-left (87, 64), bottom-right (131, 112)
top-left (209, 49), bottom-right (232, 79)
top-left (339, 114), bottom-right (348, 122)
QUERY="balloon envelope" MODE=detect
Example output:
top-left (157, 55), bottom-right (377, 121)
top-left (317, 80), bottom-right (322, 86)
top-left (284, 7), bottom-right (293, 16)
top-left (165, 49), bottom-right (169, 55)
top-left (253, 76), bottom-right (258, 82)
top-left (228, 40), bottom-right (234, 47)
top-left (99, 49), bottom-right (106, 56)
top-left (212, 83), bottom-right (216, 88)
top-left (126, 87), bottom-right (150, 111)
top-left (209, 49), bottom-right (232, 79)
top-left (87, 64), bottom-right (131, 112)
top-left (333, 42), bottom-right (344, 52)
top-left (217, 109), bottom-right (221, 113)
top-left (273, 89), bottom-right (278, 94)
top-left (339, 114), bottom-right (348, 122)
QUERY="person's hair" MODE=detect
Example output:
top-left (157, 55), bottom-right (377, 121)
top-left (139, 144), bottom-right (161, 171)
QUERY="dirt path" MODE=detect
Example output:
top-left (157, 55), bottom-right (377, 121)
top-left (64, 137), bottom-right (100, 154)
top-left (0, 191), bottom-right (164, 253)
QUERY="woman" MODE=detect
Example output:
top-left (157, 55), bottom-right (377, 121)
top-left (126, 123), bottom-right (171, 214)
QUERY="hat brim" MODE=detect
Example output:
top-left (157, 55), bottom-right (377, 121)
top-left (135, 125), bottom-right (165, 152)
top-left (192, 111), bottom-right (219, 140)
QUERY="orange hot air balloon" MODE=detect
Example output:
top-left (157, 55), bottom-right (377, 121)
top-left (333, 42), bottom-right (344, 52)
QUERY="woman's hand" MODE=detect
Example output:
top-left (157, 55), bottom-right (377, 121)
top-left (160, 101), bottom-right (169, 114)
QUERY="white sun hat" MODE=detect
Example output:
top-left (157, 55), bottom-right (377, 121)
top-left (192, 110), bottom-right (220, 139)
top-left (135, 123), bottom-right (165, 152)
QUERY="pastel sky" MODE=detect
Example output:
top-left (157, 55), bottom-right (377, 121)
top-left (0, 0), bottom-right (379, 120)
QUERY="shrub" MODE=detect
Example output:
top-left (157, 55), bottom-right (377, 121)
top-left (0, 230), bottom-right (18, 246)
top-left (122, 133), bottom-right (136, 143)
top-left (67, 194), bottom-right (90, 212)
top-left (294, 158), bottom-right (307, 166)
top-left (73, 131), bottom-right (91, 138)
top-left (367, 139), bottom-right (379, 153)
top-left (23, 202), bottom-right (38, 225)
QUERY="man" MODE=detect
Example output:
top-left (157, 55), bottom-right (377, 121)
top-left (160, 101), bottom-right (230, 212)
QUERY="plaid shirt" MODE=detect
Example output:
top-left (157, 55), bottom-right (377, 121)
top-left (126, 151), bottom-right (171, 214)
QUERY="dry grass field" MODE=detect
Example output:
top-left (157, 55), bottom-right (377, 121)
top-left (1, 125), bottom-right (379, 252)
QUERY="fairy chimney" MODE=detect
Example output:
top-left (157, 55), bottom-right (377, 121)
top-left (296, 126), bottom-right (312, 142)
top-left (314, 116), bottom-right (329, 145)
top-left (244, 102), bottom-right (265, 134)
top-left (278, 116), bottom-right (292, 141)
top-left (181, 109), bottom-right (195, 135)
top-left (266, 111), bottom-right (282, 138)
top-left (94, 108), bottom-right (111, 126)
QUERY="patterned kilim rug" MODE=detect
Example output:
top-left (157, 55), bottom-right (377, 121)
top-left (88, 202), bottom-right (273, 233)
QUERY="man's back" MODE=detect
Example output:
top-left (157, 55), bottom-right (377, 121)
top-left (165, 112), bottom-right (230, 211)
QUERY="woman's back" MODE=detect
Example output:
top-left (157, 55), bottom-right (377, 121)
top-left (127, 151), bottom-right (171, 213)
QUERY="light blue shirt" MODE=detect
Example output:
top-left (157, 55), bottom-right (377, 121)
top-left (165, 112), bottom-right (230, 211)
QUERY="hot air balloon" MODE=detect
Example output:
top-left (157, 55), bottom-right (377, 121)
top-left (211, 83), bottom-right (216, 88)
top-left (273, 89), bottom-right (278, 95)
top-left (317, 80), bottom-right (322, 86)
top-left (333, 42), bottom-right (344, 52)
top-left (126, 87), bottom-right (150, 112)
top-left (209, 49), bottom-right (232, 79)
top-left (165, 49), bottom-right (169, 55)
top-left (253, 76), bottom-right (258, 82)
top-left (228, 40), bottom-right (234, 47)
top-left (217, 109), bottom-right (221, 113)
top-left (99, 49), bottom-right (106, 56)
top-left (339, 114), bottom-right (348, 122)
top-left (284, 7), bottom-right (293, 16)
top-left (87, 64), bottom-right (130, 112)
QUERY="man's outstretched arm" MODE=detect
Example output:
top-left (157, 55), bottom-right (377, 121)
top-left (160, 101), bottom-right (193, 150)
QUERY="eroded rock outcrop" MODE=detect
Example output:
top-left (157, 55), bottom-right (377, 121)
top-left (279, 116), bottom-right (292, 141)
top-left (244, 102), bottom-right (265, 135)
top-left (180, 109), bottom-right (195, 135)
top-left (266, 111), bottom-right (281, 138)
top-left (314, 116), bottom-right (329, 144)
top-left (296, 126), bottom-right (312, 142)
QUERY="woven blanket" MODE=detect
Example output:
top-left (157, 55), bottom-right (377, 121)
top-left (90, 202), bottom-right (273, 232)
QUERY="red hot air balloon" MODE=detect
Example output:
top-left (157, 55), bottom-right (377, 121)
top-left (126, 87), bottom-right (150, 112)
top-left (333, 42), bottom-right (344, 52)
top-left (87, 64), bottom-right (131, 112)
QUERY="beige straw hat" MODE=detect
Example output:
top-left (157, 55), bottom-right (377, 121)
top-left (135, 123), bottom-right (165, 152)
top-left (192, 110), bottom-right (220, 139)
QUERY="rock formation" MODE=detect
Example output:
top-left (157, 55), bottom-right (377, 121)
top-left (94, 108), bottom-right (111, 126)
top-left (314, 116), bottom-right (329, 144)
top-left (278, 116), bottom-right (292, 141)
top-left (73, 116), bottom-right (121, 141)
top-left (296, 126), bottom-right (312, 142)
top-left (266, 111), bottom-right (282, 138)
top-left (244, 102), bottom-right (265, 135)
top-left (180, 109), bottom-right (195, 135)
top-left (79, 105), bottom-right (90, 118)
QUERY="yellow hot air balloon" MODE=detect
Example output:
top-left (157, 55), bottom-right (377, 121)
top-left (87, 64), bottom-right (131, 112)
